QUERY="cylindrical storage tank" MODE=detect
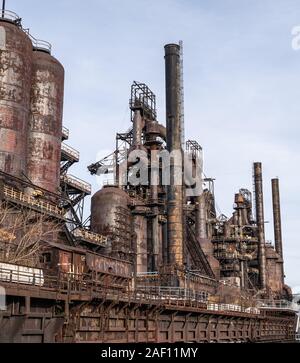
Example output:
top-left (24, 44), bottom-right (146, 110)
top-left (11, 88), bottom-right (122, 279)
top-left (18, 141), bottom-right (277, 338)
top-left (0, 20), bottom-right (32, 177)
top-left (91, 187), bottom-right (131, 235)
top-left (27, 50), bottom-right (64, 193)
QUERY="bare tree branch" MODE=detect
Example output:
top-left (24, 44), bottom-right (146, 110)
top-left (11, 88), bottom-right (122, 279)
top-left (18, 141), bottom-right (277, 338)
top-left (0, 202), bottom-right (63, 267)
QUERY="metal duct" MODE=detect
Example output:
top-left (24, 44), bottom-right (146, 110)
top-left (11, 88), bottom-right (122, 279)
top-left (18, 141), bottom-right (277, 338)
top-left (132, 110), bottom-right (143, 147)
top-left (164, 43), bottom-right (183, 266)
top-left (195, 194), bottom-right (207, 239)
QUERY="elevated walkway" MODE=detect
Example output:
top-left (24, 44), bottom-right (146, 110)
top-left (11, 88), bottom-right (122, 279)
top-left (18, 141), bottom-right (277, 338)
top-left (60, 174), bottom-right (91, 195)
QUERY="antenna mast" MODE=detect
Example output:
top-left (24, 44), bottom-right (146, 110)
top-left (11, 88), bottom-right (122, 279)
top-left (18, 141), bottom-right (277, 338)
top-left (2, 0), bottom-right (5, 17)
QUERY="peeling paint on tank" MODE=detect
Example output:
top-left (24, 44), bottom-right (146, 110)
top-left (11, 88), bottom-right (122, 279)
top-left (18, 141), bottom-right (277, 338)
top-left (0, 26), bottom-right (6, 50)
top-left (0, 22), bottom-right (32, 177)
top-left (27, 50), bottom-right (64, 193)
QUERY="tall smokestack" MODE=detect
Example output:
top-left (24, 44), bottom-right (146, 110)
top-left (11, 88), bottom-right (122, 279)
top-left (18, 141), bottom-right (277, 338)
top-left (272, 178), bottom-right (284, 283)
top-left (253, 162), bottom-right (267, 290)
top-left (164, 44), bottom-right (183, 266)
top-left (272, 178), bottom-right (283, 257)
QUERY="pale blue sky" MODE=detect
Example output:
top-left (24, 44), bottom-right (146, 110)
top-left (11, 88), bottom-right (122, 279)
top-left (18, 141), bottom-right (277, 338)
top-left (11, 0), bottom-right (300, 290)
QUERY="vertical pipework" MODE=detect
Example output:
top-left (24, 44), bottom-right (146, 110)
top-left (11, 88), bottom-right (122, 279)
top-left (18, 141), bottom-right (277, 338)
top-left (272, 178), bottom-right (284, 283)
top-left (150, 147), bottom-right (159, 270)
top-left (254, 162), bottom-right (267, 290)
top-left (164, 43), bottom-right (183, 266)
top-left (132, 110), bottom-right (143, 147)
top-left (195, 194), bottom-right (207, 239)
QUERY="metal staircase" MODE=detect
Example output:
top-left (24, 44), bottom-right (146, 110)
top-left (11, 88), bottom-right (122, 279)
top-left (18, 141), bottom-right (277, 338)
top-left (185, 217), bottom-right (215, 278)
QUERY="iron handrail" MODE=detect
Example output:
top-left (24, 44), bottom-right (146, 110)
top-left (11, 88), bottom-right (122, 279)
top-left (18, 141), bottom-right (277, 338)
top-left (257, 299), bottom-right (299, 311)
top-left (0, 9), bottom-right (20, 22)
top-left (3, 185), bottom-right (64, 216)
top-left (62, 126), bottom-right (69, 139)
top-left (0, 264), bottom-right (263, 315)
top-left (72, 228), bottom-right (108, 245)
top-left (61, 174), bottom-right (91, 194)
top-left (28, 33), bottom-right (52, 53)
top-left (0, 10), bottom-right (52, 53)
top-left (61, 143), bottom-right (80, 161)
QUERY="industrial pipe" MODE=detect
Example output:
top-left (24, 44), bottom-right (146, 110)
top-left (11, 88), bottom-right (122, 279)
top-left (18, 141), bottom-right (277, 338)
top-left (164, 43), bottom-right (183, 266)
top-left (254, 162), bottom-right (267, 290)
top-left (132, 110), bottom-right (143, 147)
top-left (195, 194), bottom-right (207, 239)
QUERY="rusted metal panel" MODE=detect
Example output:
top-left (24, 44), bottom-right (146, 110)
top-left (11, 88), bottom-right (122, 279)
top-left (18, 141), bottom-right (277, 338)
top-left (0, 21), bottom-right (32, 177)
top-left (27, 50), bottom-right (64, 193)
top-left (86, 253), bottom-right (132, 278)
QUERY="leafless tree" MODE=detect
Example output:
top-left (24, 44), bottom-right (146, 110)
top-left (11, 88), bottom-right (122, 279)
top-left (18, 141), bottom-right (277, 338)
top-left (0, 202), bottom-right (63, 267)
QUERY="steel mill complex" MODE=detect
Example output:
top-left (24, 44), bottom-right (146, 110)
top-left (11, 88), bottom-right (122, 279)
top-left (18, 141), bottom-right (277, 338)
top-left (0, 8), bottom-right (299, 343)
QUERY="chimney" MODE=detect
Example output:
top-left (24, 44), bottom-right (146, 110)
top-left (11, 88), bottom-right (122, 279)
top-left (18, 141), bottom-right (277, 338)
top-left (164, 43), bottom-right (183, 265)
top-left (253, 162), bottom-right (267, 290)
top-left (272, 178), bottom-right (284, 283)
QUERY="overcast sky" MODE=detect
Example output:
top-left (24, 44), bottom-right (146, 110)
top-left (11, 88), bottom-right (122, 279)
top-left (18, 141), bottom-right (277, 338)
top-left (11, 0), bottom-right (300, 291)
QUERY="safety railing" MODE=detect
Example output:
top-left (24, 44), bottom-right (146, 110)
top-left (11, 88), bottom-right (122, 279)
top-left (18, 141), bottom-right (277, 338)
top-left (102, 179), bottom-right (116, 186)
top-left (207, 303), bottom-right (260, 315)
top-left (61, 174), bottom-right (91, 194)
top-left (0, 10), bottom-right (51, 53)
top-left (61, 143), bottom-right (80, 161)
top-left (28, 33), bottom-right (52, 53)
top-left (3, 185), bottom-right (64, 217)
top-left (62, 126), bottom-right (69, 140)
top-left (214, 252), bottom-right (238, 259)
top-left (0, 263), bottom-right (44, 286)
top-left (137, 286), bottom-right (209, 303)
top-left (256, 299), bottom-right (299, 312)
top-left (0, 262), bottom-right (264, 315)
top-left (72, 228), bottom-right (108, 246)
top-left (220, 264), bottom-right (240, 271)
top-left (0, 9), bottom-right (21, 23)
top-left (136, 272), bottom-right (159, 277)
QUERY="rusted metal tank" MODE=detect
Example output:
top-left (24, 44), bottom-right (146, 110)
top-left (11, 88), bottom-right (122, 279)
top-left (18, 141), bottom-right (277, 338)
top-left (27, 50), bottom-right (64, 193)
top-left (0, 20), bottom-right (32, 177)
top-left (91, 186), bottom-right (131, 236)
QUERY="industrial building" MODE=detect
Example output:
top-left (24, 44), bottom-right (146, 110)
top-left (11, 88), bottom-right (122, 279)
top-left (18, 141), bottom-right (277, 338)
top-left (0, 8), bottom-right (298, 343)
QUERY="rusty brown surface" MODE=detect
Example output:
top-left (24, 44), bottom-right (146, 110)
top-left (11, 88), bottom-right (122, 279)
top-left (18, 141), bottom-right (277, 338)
top-left (27, 50), bottom-right (64, 193)
top-left (0, 22), bottom-right (32, 177)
